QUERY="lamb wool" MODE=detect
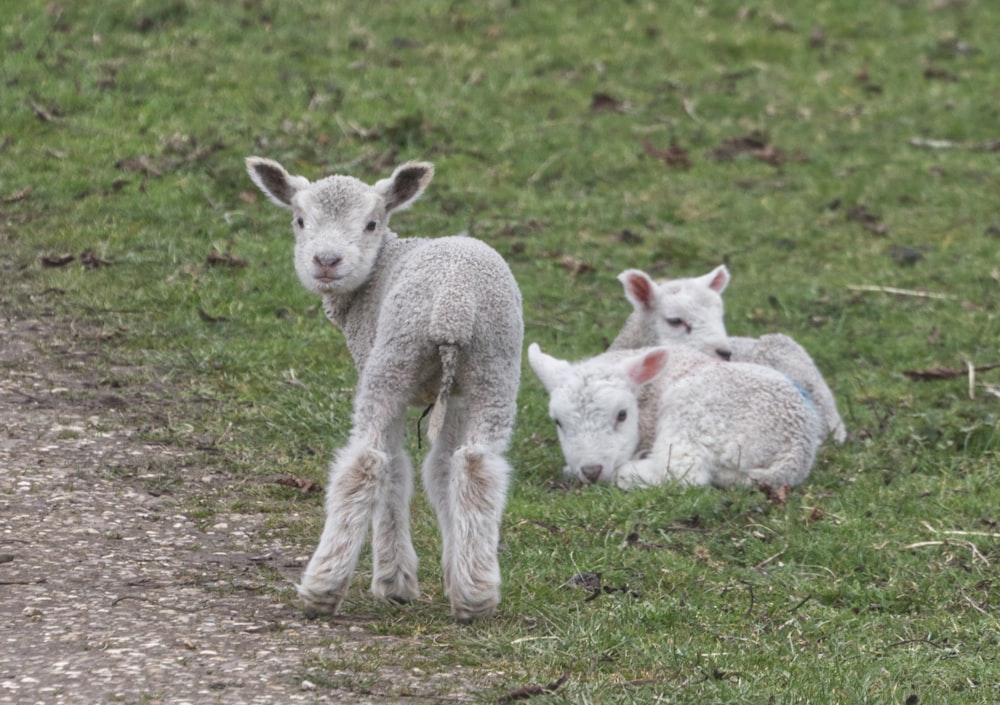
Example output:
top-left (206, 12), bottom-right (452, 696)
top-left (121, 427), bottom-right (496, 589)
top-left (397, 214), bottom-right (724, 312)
top-left (528, 343), bottom-right (822, 490)
top-left (247, 157), bottom-right (523, 622)
top-left (610, 266), bottom-right (846, 444)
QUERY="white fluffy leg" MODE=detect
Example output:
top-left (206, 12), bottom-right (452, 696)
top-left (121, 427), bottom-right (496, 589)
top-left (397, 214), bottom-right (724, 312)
top-left (446, 445), bottom-right (511, 623)
top-left (370, 445), bottom-right (420, 604)
top-left (615, 457), bottom-right (659, 489)
top-left (616, 441), bottom-right (712, 489)
top-left (421, 396), bottom-right (466, 597)
top-left (426, 397), bottom-right (447, 445)
top-left (298, 438), bottom-right (386, 615)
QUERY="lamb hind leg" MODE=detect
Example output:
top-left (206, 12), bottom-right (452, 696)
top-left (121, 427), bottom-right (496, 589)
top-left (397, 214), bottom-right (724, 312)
top-left (298, 384), bottom-right (411, 615)
top-left (369, 431), bottom-right (420, 604)
top-left (298, 435), bottom-right (386, 615)
top-left (420, 397), bottom-right (466, 600)
top-left (447, 445), bottom-right (511, 623)
top-left (445, 392), bottom-right (516, 623)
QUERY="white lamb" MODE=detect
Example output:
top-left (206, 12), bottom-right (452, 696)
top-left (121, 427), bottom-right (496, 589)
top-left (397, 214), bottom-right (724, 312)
top-left (246, 157), bottom-right (523, 622)
top-left (528, 343), bottom-right (822, 489)
top-left (610, 266), bottom-right (847, 444)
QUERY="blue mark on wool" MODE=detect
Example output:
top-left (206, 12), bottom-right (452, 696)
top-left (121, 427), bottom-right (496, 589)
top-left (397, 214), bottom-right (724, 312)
top-left (791, 379), bottom-right (816, 411)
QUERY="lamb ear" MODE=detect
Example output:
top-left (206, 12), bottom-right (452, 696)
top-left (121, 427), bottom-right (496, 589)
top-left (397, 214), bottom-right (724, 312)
top-left (700, 264), bottom-right (730, 294)
top-left (375, 161), bottom-right (435, 214)
top-left (245, 157), bottom-right (311, 210)
top-left (527, 343), bottom-right (573, 392)
top-left (618, 269), bottom-right (657, 313)
top-left (624, 348), bottom-right (669, 386)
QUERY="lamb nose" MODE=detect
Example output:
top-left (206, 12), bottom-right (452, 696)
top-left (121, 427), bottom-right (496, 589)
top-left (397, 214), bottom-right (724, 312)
top-left (716, 348), bottom-right (733, 361)
top-left (314, 253), bottom-right (341, 268)
top-left (580, 465), bottom-right (603, 483)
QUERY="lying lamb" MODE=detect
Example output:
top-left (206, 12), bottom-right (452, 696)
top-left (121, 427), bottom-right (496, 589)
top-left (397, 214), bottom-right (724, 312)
top-left (611, 266), bottom-right (847, 444)
top-left (528, 343), bottom-right (822, 489)
top-left (246, 157), bottom-right (523, 622)
top-left (610, 264), bottom-right (733, 358)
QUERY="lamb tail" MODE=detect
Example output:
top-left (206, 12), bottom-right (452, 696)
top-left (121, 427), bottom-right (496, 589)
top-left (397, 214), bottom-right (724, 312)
top-left (437, 343), bottom-right (460, 407)
top-left (419, 344), bottom-right (460, 448)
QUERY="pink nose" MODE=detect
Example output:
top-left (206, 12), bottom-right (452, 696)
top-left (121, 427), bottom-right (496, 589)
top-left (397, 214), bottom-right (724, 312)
top-left (580, 465), bottom-right (603, 483)
top-left (314, 253), bottom-right (341, 268)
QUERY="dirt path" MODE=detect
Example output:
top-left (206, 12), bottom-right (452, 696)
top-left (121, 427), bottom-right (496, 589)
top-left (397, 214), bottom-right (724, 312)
top-left (0, 315), bottom-right (470, 704)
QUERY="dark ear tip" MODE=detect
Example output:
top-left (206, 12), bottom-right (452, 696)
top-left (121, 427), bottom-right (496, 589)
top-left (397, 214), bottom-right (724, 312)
top-left (399, 163), bottom-right (433, 181)
top-left (400, 160), bottom-right (434, 173)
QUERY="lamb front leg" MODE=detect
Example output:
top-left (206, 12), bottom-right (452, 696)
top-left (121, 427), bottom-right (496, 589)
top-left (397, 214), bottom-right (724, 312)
top-left (615, 456), bottom-right (662, 489)
top-left (615, 441), bottom-right (712, 489)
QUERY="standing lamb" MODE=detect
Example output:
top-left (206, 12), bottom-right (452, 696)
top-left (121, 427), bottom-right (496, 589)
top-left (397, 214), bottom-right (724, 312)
top-left (611, 266), bottom-right (847, 444)
top-left (246, 157), bottom-right (523, 622)
top-left (528, 343), bottom-right (822, 489)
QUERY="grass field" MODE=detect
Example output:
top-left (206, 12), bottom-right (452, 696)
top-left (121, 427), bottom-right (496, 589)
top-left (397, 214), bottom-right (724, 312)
top-left (3, 0), bottom-right (999, 702)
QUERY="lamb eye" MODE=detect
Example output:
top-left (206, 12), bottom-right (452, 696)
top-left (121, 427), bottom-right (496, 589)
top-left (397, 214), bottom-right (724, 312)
top-left (616, 409), bottom-right (627, 424)
top-left (365, 220), bottom-right (377, 232)
top-left (295, 217), bottom-right (305, 228)
top-left (665, 317), bottom-right (685, 328)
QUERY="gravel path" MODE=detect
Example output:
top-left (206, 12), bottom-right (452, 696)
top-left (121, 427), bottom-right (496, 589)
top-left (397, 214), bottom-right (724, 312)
top-left (0, 317), bottom-right (473, 705)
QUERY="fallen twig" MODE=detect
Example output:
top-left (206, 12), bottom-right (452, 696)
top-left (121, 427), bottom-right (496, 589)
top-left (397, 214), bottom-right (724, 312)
top-left (789, 594), bottom-right (813, 613)
top-left (39, 253), bottom-right (75, 268)
top-left (740, 580), bottom-right (755, 616)
top-left (528, 151), bottom-right (563, 185)
top-left (498, 671), bottom-right (571, 702)
top-left (884, 637), bottom-right (945, 649)
top-left (274, 476), bottom-right (323, 494)
top-left (754, 545), bottom-right (788, 570)
top-left (902, 363), bottom-right (1000, 382)
top-left (908, 136), bottom-right (1000, 152)
top-left (920, 520), bottom-right (1000, 539)
top-left (902, 540), bottom-right (989, 567)
top-left (682, 97), bottom-right (701, 123)
top-left (847, 284), bottom-right (954, 300)
top-left (28, 99), bottom-right (56, 122)
top-left (510, 636), bottom-right (560, 645)
top-left (959, 589), bottom-right (990, 616)
top-left (1, 186), bottom-right (32, 203)
top-left (197, 307), bottom-right (228, 323)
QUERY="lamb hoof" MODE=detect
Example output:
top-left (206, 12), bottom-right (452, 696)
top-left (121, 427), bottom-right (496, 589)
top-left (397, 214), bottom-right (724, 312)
top-left (615, 473), bottom-right (636, 490)
top-left (297, 580), bottom-right (347, 617)
top-left (371, 571), bottom-right (420, 605)
top-left (450, 589), bottom-right (499, 624)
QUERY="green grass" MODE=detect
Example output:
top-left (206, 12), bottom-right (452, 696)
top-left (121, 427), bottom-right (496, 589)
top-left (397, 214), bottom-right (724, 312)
top-left (3, 0), bottom-right (999, 702)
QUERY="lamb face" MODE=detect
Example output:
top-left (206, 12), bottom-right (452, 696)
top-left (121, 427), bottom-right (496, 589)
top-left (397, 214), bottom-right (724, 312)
top-left (548, 375), bottom-right (641, 484)
top-left (528, 343), bottom-right (665, 485)
top-left (618, 266), bottom-right (732, 359)
top-left (286, 176), bottom-right (387, 295)
top-left (246, 157), bottom-right (433, 296)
